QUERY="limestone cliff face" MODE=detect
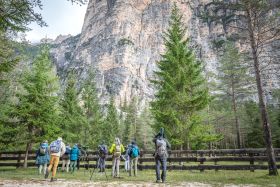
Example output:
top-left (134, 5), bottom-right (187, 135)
top-left (50, 0), bottom-right (219, 107)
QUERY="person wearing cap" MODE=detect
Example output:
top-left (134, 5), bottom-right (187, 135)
top-left (109, 137), bottom-right (125, 177)
top-left (70, 144), bottom-right (80, 173)
top-left (45, 137), bottom-right (66, 182)
top-left (35, 140), bottom-right (50, 175)
top-left (128, 140), bottom-right (140, 177)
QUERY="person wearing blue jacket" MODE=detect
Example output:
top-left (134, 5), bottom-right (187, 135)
top-left (70, 144), bottom-right (80, 173)
top-left (36, 140), bottom-right (50, 175)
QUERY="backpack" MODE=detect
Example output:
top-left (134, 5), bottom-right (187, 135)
top-left (99, 145), bottom-right (108, 158)
top-left (156, 138), bottom-right (167, 157)
top-left (50, 140), bottom-right (61, 153)
top-left (114, 144), bottom-right (121, 157)
top-left (130, 146), bottom-right (139, 159)
top-left (39, 146), bottom-right (47, 156)
top-left (65, 146), bottom-right (71, 154)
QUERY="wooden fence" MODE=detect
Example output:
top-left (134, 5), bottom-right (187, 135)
top-left (1, 148), bottom-right (280, 171)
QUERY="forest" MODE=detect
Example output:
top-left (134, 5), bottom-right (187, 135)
top-left (0, 0), bottom-right (279, 178)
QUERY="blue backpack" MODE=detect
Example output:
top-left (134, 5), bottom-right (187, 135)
top-left (50, 140), bottom-right (61, 153)
top-left (130, 146), bottom-right (139, 159)
top-left (65, 146), bottom-right (71, 154)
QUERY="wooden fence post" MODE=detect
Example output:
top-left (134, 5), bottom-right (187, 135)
top-left (199, 152), bottom-right (204, 172)
top-left (17, 153), bottom-right (21, 168)
top-left (249, 153), bottom-right (254, 172)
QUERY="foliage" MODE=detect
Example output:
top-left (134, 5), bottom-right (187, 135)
top-left (81, 69), bottom-right (103, 148)
top-left (151, 4), bottom-right (216, 149)
top-left (9, 46), bottom-right (61, 147)
top-left (60, 72), bottom-right (86, 143)
top-left (102, 97), bottom-right (119, 145)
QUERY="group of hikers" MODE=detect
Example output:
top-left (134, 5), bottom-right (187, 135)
top-left (35, 128), bottom-right (170, 183)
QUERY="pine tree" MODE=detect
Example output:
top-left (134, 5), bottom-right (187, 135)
top-left (122, 97), bottom-right (138, 145)
top-left (151, 4), bottom-right (210, 149)
top-left (202, 0), bottom-right (279, 176)
top-left (218, 41), bottom-right (253, 148)
top-left (12, 46), bottom-right (61, 167)
top-left (81, 69), bottom-right (103, 147)
top-left (60, 72), bottom-right (86, 143)
top-left (103, 97), bottom-right (119, 145)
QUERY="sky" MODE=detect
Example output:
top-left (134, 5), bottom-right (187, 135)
top-left (25, 0), bottom-right (88, 43)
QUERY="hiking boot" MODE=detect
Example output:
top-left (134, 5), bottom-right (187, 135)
top-left (44, 170), bottom-right (49, 179)
top-left (50, 177), bottom-right (57, 182)
top-left (156, 180), bottom-right (161, 183)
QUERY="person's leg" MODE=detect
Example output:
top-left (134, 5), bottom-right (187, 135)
top-left (73, 160), bottom-right (77, 172)
top-left (161, 157), bottom-right (167, 182)
top-left (134, 157), bottom-right (138, 176)
top-left (51, 156), bottom-right (60, 178)
top-left (46, 155), bottom-right (54, 178)
top-left (129, 159), bottom-right (133, 176)
top-left (112, 157), bottom-right (116, 177)
top-left (62, 159), bottom-right (65, 171)
top-left (66, 159), bottom-right (70, 172)
top-left (155, 156), bottom-right (161, 182)
top-left (39, 164), bottom-right (43, 174)
top-left (116, 157), bottom-right (120, 177)
top-left (43, 163), bottom-right (47, 175)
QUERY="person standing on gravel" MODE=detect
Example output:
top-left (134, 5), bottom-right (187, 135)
top-left (153, 128), bottom-right (171, 183)
top-left (45, 137), bottom-right (66, 182)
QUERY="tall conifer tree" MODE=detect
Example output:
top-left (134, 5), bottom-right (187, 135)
top-left (151, 4), bottom-right (210, 149)
top-left (13, 46), bottom-right (61, 167)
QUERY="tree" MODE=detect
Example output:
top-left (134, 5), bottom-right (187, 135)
top-left (122, 97), bottom-right (138, 145)
top-left (60, 72), bottom-right (86, 143)
top-left (102, 97), bottom-right (119, 145)
top-left (81, 69), bottom-right (103, 147)
top-left (217, 41), bottom-right (252, 148)
top-left (202, 0), bottom-right (279, 176)
top-left (12, 46), bottom-right (61, 167)
top-left (151, 4), bottom-right (211, 149)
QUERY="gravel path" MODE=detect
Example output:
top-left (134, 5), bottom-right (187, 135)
top-left (0, 179), bottom-right (261, 187)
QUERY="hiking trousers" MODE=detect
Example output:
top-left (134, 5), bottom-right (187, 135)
top-left (70, 160), bottom-right (77, 172)
top-left (62, 159), bottom-right (70, 172)
top-left (129, 157), bottom-right (138, 176)
top-left (98, 157), bottom-right (106, 171)
top-left (155, 155), bottom-right (167, 182)
top-left (112, 156), bottom-right (120, 177)
top-left (47, 155), bottom-right (60, 177)
top-left (125, 158), bottom-right (130, 171)
top-left (38, 163), bottom-right (47, 175)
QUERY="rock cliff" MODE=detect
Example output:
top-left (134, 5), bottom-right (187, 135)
top-left (49, 0), bottom-right (279, 107)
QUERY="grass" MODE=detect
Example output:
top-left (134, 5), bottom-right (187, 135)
top-left (0, 167), bottom-right (279, 186)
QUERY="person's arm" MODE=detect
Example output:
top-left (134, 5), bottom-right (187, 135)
top-left (109, 144), bottom-right (115, 154)
top-left (165, 139), bottom-right (171, 150)
top-left (121, 144), bottom-right (125, 153)
top-left (61, 143), bottom-right (66, 156)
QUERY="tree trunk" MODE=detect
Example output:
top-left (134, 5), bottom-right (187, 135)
top-left (23, 142), bottom-right (32, 168)
top-left (246, 8), bottom-right (278, 176)
top-left (231, 81), bottom-right (242, 148)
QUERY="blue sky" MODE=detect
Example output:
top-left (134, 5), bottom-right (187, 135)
top-left (26, 0), bottom-right (87, 43)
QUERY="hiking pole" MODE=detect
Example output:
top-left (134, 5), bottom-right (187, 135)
top-left (90, 157), bottom-right (99, 180)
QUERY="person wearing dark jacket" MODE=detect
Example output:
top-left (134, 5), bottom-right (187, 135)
top-left (35, 140), bottom-right (50, 175)
top-left (70, 144), bottom-right (80, 173)
top-left (61, 144), bottom-right (71, 172)
top-left (153, 128), bottom-right (171, 183)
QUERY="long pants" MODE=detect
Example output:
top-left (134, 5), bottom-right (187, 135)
top-left (61, 159), bottom-right (70, 172)
top-left (112, 156), bottom-right (120, 177)
top-left (98, 157), bottom-right (106, 171)
top-left (70, 160), bottom-right (77, 173)
top-left (129, 157), bottom-right (138, 176)
top-left (125, 158), bottom-right (130, 171)
top-left (38, 163), bottom-right (47, 175)
top-left (47, 155), bottom-right (60, 178)
top-left (155, 155), bottom-right (167, 182)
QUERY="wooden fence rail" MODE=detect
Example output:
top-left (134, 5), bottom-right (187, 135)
top-left (1, 148), bottom-right (280, 171)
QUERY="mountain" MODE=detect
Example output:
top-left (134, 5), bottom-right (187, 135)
top-left (49, 0), bottom-right (279, 107)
